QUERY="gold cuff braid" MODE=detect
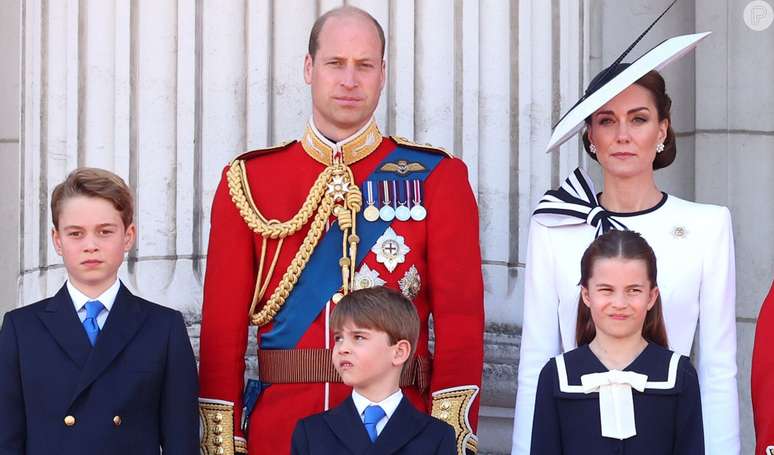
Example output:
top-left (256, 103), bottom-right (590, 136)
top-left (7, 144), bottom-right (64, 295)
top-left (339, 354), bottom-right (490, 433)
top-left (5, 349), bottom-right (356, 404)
top-left (431, 386), bottom-right (480, 455)
top-left (199, 399), bottom-right (237, 455)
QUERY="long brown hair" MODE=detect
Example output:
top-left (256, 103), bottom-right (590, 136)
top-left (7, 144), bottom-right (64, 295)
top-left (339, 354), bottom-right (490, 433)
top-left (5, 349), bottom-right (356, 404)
top-left (575, 230), bottom-right (668, 347)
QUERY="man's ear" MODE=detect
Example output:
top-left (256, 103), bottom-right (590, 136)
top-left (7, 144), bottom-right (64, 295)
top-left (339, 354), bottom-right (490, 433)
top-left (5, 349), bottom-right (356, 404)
top-left (379, 59), bottom-right (386, 90)
top-left (304, 54), bottom-right (314, 85)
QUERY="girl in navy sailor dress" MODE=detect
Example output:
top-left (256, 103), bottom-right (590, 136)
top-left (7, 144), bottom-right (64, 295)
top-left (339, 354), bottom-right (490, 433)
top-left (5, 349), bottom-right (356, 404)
top-left (530, 230), bottom-right (704, 455)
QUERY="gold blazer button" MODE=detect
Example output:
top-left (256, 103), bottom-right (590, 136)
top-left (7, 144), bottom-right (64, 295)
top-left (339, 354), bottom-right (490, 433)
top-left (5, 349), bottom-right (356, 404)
top-left (64, 415), bottom-right (76, 426)
top-left (113, 415), bottom-right (122, 426)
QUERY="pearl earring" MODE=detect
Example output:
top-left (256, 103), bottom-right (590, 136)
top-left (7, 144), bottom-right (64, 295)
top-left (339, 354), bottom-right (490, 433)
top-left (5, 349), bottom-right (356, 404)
top-left (589, 144), bottom-right (597, 154)
top-left (656, 143), bottom-right (665, 154)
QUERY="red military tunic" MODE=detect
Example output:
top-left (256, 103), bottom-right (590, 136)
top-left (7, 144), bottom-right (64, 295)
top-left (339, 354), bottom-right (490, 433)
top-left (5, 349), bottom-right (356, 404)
top-left (198, 119), bottom-right (484, 454)
top-left (753, 279), bottom-right (774, 455)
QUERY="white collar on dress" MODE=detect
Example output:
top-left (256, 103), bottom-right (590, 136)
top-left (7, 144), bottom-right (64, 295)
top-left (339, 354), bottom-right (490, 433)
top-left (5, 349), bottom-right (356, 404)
top-left (554, 350), bottom-right (680, 394)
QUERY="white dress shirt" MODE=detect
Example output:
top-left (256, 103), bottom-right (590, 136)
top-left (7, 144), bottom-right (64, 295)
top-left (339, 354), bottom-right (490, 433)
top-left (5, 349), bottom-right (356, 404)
top-left (512, 193), bottom-right (739, 455)
top-left (352, 389), bottom-right (403, 437)
top-left (67, 279), bottom-right (120, 330)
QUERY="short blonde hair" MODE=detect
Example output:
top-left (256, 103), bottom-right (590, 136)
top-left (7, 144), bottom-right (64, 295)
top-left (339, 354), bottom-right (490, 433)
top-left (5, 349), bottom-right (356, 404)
top-left (51, 167), bottom-right (134, 229)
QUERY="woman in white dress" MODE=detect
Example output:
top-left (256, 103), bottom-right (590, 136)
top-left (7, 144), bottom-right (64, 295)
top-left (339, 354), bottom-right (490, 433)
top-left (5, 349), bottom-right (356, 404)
top-left (510, 28), bottom-right (739, 455)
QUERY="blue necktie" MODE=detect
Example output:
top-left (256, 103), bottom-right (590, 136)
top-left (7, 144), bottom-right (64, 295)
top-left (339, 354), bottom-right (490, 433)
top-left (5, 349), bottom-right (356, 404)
top-left (363, 405), bottom-right (386, 443)
top-left (83, 300), bottom-right (104, 347)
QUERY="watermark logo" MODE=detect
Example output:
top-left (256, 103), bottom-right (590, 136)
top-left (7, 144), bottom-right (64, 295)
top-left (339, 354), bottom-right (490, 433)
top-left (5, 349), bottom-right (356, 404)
top-left (744, 0), bottom-right (773, 31)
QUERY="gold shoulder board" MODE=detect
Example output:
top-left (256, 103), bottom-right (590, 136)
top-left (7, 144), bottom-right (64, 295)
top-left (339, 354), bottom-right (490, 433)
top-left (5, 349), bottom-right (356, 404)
top-left (391, 136), bottom-right (454, 158)
top-left (230, 140), bottom-right (297, 164)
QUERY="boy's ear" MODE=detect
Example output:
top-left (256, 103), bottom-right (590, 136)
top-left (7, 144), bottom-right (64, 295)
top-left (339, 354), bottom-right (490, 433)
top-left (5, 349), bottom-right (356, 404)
top-left (392, 339), bottom-right (411, 367)
top-left (123, 223), bottom-right (137, 252)
top-left (51, 228), bottom-right (63, 256)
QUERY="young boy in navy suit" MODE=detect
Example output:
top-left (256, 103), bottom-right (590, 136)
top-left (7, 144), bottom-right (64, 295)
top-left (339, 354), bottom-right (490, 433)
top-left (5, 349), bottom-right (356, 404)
top-left (291, 286), bottom-right (456, 454)
top-left (0, 168), bottom-right (199, 454)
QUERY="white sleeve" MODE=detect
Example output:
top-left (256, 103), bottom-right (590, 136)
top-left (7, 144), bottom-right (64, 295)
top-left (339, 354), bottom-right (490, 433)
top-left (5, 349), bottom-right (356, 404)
top-left (695, 206), bottom-right (740, 454)
top-left (511, 218), bottom-right (562, 455)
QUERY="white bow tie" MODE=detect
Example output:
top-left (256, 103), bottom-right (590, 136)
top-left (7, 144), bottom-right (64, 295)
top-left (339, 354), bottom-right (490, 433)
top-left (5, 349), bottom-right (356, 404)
top-left (581, 370), bottom-right (648, 440)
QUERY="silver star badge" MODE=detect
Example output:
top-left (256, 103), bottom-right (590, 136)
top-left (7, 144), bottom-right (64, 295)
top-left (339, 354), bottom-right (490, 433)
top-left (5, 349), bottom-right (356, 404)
top-left (371, 227), bottom-right (411, 273)
top-left (326, 175), bottom-right (350, 201)
top-left (353, 264), bottom-right (386, 290)
top-left (399, 265), bottom-right (421, 300)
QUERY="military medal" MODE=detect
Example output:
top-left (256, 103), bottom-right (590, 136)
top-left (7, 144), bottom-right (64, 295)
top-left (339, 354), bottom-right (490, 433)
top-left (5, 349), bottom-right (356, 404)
top-left (372, 227), bottom-right (410, 273)
top-left (363, 181), bottom-right (380, 222)
top-left (398, 265), bottom-right (421, 300)
top-left (326, 175), bottom-right (350, 201)
top-left (379, 181), bottom-right (395, 221)
top-left (410, 180), bottom-right (427, 221)
top-left (395, 181), bottom-right (411, 221)
top-left (353, 264), bottom-right (386, 290)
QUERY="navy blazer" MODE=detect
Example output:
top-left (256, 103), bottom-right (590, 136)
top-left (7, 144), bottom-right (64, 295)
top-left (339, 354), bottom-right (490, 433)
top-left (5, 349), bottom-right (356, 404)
top-left (530, 343), bottom-right (704, 455)
top-left (291, 395), bottom-right (456, 455)
top-left (0, 283), bottom-right (199, 455)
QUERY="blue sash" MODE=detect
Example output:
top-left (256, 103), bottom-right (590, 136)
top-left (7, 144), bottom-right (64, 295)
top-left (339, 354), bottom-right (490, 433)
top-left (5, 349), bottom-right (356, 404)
top-left (260, 146), bottom-right (444, 349)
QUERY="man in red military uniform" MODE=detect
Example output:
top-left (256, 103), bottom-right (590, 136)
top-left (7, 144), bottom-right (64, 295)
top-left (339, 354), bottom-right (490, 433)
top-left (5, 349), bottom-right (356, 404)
top-left (753, 279), bottom-right (774, 455)
top-left (197, 6), bottom-right (484, 455)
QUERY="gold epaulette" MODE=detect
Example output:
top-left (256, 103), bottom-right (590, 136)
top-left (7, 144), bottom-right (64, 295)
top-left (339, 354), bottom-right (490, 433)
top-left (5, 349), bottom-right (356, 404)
top-left (431, 385), bottom-right (480, 454)
top-left (391, 135), bottom-right (454, 158)
top-left (230, 140), bottom-right (297, 164)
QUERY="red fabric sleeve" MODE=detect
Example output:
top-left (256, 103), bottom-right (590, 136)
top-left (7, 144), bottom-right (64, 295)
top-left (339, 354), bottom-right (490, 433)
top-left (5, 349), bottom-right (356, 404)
top-left (753, 279), bottom-right (774, 455)
top-left (424, 157), bottom-right (485, 431)
top-left (198, 165), bottom-right (255, 441)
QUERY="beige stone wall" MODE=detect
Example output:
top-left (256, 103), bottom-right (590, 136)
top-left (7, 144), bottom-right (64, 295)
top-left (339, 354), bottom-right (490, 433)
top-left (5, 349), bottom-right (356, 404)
top-left (0, 0), bottom-right (20, 316)
top-left (2, 1), bottom-right (773, 453)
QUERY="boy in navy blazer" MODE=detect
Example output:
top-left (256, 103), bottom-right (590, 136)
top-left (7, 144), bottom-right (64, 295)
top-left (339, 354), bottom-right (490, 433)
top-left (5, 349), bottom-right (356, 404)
top-left (291, 286), bottom-right (456, 454)
top-left (0, 168), bottom-right (199, 454)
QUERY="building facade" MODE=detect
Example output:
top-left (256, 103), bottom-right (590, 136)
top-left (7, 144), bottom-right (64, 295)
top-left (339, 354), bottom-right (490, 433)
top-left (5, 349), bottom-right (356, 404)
top-left (1, 1), bottom-right (772, 453)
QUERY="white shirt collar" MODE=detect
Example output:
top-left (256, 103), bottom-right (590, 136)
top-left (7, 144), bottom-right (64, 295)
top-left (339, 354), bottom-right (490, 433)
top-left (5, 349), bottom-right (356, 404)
top-left (351, 388), bottom-right (403, 421)
top-left (67, 279), bottom-right (121, 313)
top-left (308, 115), bottom-right (376, 149)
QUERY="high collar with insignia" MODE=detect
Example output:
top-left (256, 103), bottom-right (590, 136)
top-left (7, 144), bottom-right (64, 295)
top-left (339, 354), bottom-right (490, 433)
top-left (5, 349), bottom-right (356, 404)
top-left (301, 117), bottom-right (383, 166)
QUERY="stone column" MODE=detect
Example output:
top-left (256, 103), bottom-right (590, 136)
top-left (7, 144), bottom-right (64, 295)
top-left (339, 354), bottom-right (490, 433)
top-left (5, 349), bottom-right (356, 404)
top-left (0, 0), bottom-right (21, 315)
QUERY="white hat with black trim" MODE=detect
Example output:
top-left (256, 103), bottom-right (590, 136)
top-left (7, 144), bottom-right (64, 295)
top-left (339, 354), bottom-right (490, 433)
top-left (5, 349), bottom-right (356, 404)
top-left (546, 0), bottom-right (711, 153)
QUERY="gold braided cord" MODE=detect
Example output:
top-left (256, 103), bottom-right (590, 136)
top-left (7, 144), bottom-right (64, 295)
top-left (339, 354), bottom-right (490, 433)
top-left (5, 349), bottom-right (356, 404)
top-left (227, 160), bottom-right (334, 239)
top-left (247, 236), bottom-right (285, 320)
top-left (344, 169), bottom-right (362, 291)
top-left (260, 237), bottom-right (284, 299)
top-left (228, 158), bottom-right (362, 327)
top-left (247, 237), bottom-right (269, 319)
top-left (250, 191), bottom-right (335, 326)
